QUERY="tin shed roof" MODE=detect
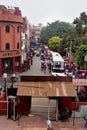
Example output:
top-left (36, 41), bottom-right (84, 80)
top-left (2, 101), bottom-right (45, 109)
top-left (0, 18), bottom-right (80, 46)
top-left (17, 81), bottom-right (76, 97)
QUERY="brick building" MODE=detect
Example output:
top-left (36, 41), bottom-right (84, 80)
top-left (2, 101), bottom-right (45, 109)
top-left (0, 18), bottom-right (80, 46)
top-left (0, 5), bottom-right (23, 76)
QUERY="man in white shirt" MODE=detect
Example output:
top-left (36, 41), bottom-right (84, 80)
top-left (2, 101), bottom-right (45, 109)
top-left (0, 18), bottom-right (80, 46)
top-left (46, 118), bottom-right (52, 130)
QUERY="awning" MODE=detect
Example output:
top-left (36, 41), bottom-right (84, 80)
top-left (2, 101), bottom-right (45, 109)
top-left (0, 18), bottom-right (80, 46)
top-left (17, 81), bottom-right (76, 97)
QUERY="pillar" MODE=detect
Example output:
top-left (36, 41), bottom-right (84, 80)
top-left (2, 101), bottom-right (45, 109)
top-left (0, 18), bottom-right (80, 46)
top-left (12, 58), bottom-right (15, 73)
top-left (0, 58), bottom-right (2, 76)
top-left (19, 56), bottom-right (22, 72)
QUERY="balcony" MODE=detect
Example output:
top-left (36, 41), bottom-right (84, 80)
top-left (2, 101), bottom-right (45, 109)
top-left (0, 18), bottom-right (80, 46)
top-left (0, 50), bottom-right (21, 58)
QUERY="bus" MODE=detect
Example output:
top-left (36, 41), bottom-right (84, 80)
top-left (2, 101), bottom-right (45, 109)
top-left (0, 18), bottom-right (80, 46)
top-left (50, 51), bottom-right (66, 76)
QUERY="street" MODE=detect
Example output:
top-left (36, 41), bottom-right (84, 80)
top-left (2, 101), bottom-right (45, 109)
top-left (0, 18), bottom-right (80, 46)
top-left (0, 55), bottom-right (86, 130)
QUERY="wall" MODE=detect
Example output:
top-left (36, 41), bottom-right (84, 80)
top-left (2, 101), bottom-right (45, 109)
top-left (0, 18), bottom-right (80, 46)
top-left (0, 101), bottom-right (7, 114)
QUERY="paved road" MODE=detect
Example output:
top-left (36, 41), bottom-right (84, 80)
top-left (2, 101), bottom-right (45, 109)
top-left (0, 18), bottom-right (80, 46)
top-left (20, 56), bottom-right (51, 76)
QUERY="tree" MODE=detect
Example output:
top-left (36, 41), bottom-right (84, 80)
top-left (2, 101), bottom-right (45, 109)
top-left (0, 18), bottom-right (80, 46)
top-left (48, 36), bottom-right (62, 52)
top-left (40, 26), bottom-right (51, 44)
top-left (73, 12), bottom-right (87, 35)
top-left (80, 12), bottom-right (87, 25)
top-left (75, 22), bottom-right (83, 35)
top-left (59, 33), bottom-right (82, 56)
top-left (40, 21), bottom-right (75, 44)
top-left (75, 45), bottom-right (87, 68)
top-left (80, 36), bottom-right (87, 45)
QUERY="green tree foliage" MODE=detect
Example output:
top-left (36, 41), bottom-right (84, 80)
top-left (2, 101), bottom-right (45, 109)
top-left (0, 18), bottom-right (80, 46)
top-left (59, 33), bottom-right (82, 55)
top-left (76, 45), bottom-right (87, 68)
top-left (80, 36), bottom-right (87, 45)
top-left (40, 21), bottom-right (75, 44)
top-left (48, 36), bottom-right (62, 52)
top-left (73, 12), bottom-right (87, 35)
top-left (80, 12), bottom-right (87, 25)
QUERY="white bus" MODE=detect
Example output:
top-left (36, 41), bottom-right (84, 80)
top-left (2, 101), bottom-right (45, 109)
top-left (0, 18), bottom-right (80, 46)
top-left (50, 52), bottom-right (66, 76)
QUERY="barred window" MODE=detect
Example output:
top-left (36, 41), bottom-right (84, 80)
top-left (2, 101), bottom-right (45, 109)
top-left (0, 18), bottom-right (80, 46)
top-left (6, 43), bottom-right (10, 50)
top-left (6, 25), bottom-right (10, 33)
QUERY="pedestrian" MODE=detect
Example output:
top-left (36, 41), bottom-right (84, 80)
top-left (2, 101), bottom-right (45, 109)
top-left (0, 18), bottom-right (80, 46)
top-left (48, 63), bottom-right (51, 73)
top-left (43, 63), bottom-right (46, 73)
top-left (46, 118), bottom-right (52, 130)
top-left (84, 112), bottom-right (87, 127)
top-left (41, 61), bottom-right (44, 71)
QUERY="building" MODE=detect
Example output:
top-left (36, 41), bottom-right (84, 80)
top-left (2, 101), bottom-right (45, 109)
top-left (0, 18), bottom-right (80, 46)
top-left (29, 24), bottom-right (43, 48)
top-left (0, 5), bottom-right (23, 76)
top-left (21, 17), bottom-right (30, 64)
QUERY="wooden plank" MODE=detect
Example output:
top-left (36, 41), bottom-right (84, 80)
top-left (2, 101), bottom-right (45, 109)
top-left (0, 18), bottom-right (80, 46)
top-left (60, 129), bottom-right (73, 130)
top-left (21, 75), bottom-right (72, 82)
top-left (23, 128), bottom-right (47, 130)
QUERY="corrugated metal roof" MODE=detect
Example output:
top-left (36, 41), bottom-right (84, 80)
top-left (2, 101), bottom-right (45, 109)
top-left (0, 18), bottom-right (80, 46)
top-left (17, 81), bottom-right (76, 97)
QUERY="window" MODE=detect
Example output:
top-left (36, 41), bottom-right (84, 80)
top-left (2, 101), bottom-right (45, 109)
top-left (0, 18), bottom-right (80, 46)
top-left (17, 26), bottom-right (20, 33)
top-left (6, 25), bottom-right (10, 33)
top-left (6, 43), bottom-right (10, 50)
top-left (55, 62), bottom-right (61, 68)
top-left (17, 43), bottom-right (19, 49)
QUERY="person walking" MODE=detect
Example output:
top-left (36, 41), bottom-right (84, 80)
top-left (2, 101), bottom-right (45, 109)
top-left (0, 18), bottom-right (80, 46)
top-left (43, 63), bottom-right (46, 74)
top-left (46, 118), bottom-right (52, 130)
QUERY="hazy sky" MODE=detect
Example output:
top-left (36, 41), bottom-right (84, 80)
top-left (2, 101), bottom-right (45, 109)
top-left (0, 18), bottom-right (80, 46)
top-left (0, 0), bottom-right (87, 26)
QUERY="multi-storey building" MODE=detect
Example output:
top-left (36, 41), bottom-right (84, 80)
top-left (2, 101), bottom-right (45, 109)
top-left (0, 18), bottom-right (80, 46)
top-left (21, 17), bottom-right (30, 64)
top-left (0, 5), bottom-right (23, 76)
top-left (29, 24), bottom-right (43, 47)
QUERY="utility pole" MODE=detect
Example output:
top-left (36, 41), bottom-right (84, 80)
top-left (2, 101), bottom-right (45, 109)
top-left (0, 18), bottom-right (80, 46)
top-left (68, 39), bottom-right (72, 66)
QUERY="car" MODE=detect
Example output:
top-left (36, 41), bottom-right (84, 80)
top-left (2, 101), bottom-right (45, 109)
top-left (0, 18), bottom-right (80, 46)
top-left (35, 50), bottom-right (40, 56)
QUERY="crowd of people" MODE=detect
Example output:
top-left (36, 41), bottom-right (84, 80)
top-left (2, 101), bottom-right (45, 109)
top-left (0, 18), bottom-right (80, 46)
top-left (64, 58), bottom-right (87, 79)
